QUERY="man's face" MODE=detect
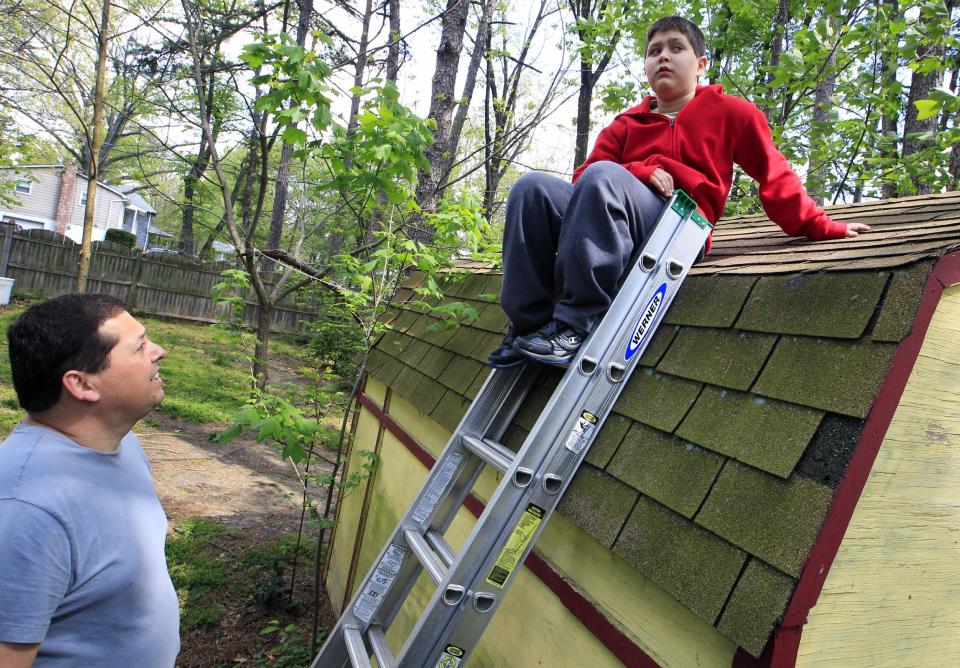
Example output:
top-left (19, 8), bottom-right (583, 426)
top-left (644, 30), bottom-right (707, 101)
top-left (89, 311), bottom-right (167, 421)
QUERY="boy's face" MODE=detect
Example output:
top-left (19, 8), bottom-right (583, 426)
top-left (644, 30), bottom-right (708, 101)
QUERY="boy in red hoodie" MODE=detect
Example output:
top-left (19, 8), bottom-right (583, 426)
top-left (489, 16), bottom-right (869, 367)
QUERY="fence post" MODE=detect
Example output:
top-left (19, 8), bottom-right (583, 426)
top-left (127, 250), bottom-right (143, 308)
top-left (0, 221), bottom-right (13, 276)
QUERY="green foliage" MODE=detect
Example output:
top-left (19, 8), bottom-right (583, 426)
top-left (211, 268), bottom-right (251, 336)
top-left (254, 621), bottom-right (316, 667)
top-left (165, 519), bottom-right (228, 630)
top-left (0, 305), bottom-right (25, 435)
top-left (105, 228), bottom-right (137, 248)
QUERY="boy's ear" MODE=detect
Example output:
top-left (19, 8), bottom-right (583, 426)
top-left (61, 370), bottom-right (102, 404)
top-left (697, 55), bottom-right (708, 77)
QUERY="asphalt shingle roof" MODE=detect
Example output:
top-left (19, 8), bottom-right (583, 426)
top-left (367, 192), bottom-right (960, 656)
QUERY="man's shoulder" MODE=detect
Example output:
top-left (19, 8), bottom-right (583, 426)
top-left (690, 85), bottom-right (761, 118)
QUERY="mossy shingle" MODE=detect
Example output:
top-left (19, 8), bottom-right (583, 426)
top-left (613, 496), bottom-right (747, 623)
top-left (614, 368), bottom-right (702, 433)
top-left (408, 373), bottom-right (446, 416)
top-left (657, 327), bottom-right (777, 391)
top-left (397, 338), bottom-right (432, 368)
top-left (474, 303), bottom-right (508, 332)
top-left (557, 465), bottom-right (639, 548)
top-left (430, 390), bottom-right (471, 433)
top-left (871, 261), bottom-right (932, 342)
top-left (696, 463), bottom-right (834, 577)
top-left (753, 337), bottom-right (896, 418)
top-left (663, 275), bottom-right (757, 327)
top-left (438, 354), bottom-right (485, 395)
top-left (512, 382), bottom-right (554, 432)
top-left (502, 424), bottom-right (528, 453)
top-left (389, 308), bottom-right (420, 334)
top-left (420, 319), bottom-right (460, 348)
top-left (465, 368), bottom-right (488, 400)
top-left (637, 324), bottom-right (679, 367)
top-left (443, 326), bottom-right (494, 363)
top-left (366, 351), bottom-right (403, 386)
top-left (676, 387), bottom-right (823, 478)
top-left (608, 423), bottom-right (723, 518)
top-left (418, 348), bottom-right (455, 380)
top-left (585, 412), bottom-right (631, 468)
top-left (378, 330), bottom-right (410, 358)
top-left (717, 559), bottom-right (794, 657)
top-left (735, 271), bottom-right (889, 339)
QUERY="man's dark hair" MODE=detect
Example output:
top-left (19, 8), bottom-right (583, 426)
top-left (646, 16), bottom-right (707, 58)
top-left (7, 294), bottom-right (127, 412)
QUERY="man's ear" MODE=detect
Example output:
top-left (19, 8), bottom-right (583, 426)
top-left (61, 370), bottom-right (101, 403)
top-left (697, 55), bottom-right (708, 77)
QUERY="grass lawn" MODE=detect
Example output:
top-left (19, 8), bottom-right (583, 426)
top-left (0, 301), bottom-right (316, 434)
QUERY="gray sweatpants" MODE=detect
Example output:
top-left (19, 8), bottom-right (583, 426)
top-left (500, 161), bottom-right (666, 333)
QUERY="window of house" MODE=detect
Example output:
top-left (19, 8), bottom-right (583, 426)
top-left (80, 190), bottom-right (87, 205)
top-left (15, 179), bottom-right (31, 194)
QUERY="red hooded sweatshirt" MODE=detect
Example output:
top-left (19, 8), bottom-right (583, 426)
top-left (572, 85), bottom-right (847, 253)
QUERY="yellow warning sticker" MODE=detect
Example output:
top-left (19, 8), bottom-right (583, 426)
top-left (435, 643), bottom-right (464, 668)
top-left (485, 504), bottom-right (544, 588)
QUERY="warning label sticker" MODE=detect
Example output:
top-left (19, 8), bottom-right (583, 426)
top-left (434, 644), bottom-right (465, 668)
top-left (564, 410), bottom-right (598, 455)
top-left (485, 504), bottom-right (544, 588)
top-left (353, 543), bottom-right (407, 623)
top-left (412, 452), bottom-right (464, 524)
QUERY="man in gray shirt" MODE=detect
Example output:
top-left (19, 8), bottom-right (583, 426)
top-left (0, 294), bottom-right (180, 666)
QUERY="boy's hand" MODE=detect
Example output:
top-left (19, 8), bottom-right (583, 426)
top-left (649, 168), bottom-right (674, 197)
top-left (844, 222), bottom-right (871, 238)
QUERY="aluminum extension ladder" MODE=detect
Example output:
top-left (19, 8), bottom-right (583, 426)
top-left (313, 190), bottom-right (713, 668)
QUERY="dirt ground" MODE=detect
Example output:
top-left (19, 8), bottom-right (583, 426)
top-left (142, 405), bottom-right (337, 666)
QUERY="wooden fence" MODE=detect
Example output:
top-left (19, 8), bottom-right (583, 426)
top-left (0, 223), bottom-right (319, 333)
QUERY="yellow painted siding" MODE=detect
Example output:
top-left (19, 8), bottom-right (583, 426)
top-left (327, 378), bottom-right (736, 667)
top-left (797, 284), bottom-right (960, 667)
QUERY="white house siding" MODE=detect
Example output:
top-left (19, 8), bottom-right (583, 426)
top-left (0, 167), bottom-right (60, 224)
top-left (66, 177), bottom-right (125, 234)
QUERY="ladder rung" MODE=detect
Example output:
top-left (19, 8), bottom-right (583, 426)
top-left (367, 625), bottom-right (395, 668)
top-left (343, 626), bottom-right (371, 668)
top-left (425, 529), bottom-right (455, 568)
top-left (461, 434), bottom-right (515, 473)
top-left (404, 528), bottom-right (447, 585)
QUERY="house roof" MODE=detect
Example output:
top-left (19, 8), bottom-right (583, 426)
top-left (122, 190), bottom-right (157, 214)
top-left (367, 191), bottom-right (960, 658)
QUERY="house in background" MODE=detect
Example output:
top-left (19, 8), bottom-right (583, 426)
top-left (0, 165), bottom-right (163, 247)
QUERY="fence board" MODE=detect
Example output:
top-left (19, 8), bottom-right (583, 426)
top-left (0, 227), bottom-right (319, 333)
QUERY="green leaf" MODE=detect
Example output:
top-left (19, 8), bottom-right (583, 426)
top-left (913, 99), bottom-right (939, 121)
top-left (282, 125), bottom-right (308, 145)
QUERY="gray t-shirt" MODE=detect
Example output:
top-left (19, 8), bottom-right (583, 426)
top-left (0, 424), bottom-right (180, 666)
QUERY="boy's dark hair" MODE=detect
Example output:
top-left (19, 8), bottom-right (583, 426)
top-left (7, 293), bottom-right (127, 412)
top-left (646, 16), bottom-right (707, 58)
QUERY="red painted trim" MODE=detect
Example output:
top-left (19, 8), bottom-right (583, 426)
top-left (354, 391), bottom-right (659, 668)
top-left (737, 251), bottom-right (960, 668)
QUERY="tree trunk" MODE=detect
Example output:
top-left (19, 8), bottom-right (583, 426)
top-left (570, 0), bottom-right (620, 168)
top-left (901, 7), bottom-right (945, 196)
top-left (77, 0), bottom-right (111, 293)
top-left (762, 0), bottom-right (789, 122)
top-left (386, 0), bottom-right (400, 82)
top-left (264, 0), bottom-right (314, 270)
top-left (410, 0), bottom-right (471, 243)
top-left (435, 0), bottom-right (495, 191)
top-left (806, 33), bottom-right (837, 205)
top-left (878, 0), bottom-right (900, 199)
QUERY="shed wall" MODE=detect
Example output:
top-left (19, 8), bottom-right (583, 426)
top-left (326, 376), bottom-right (738, 667)
top-left (795, 284), bottom-right (960, 666)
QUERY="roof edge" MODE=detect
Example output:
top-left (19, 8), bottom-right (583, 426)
top-left (734, 250), bottom-right (960, 667)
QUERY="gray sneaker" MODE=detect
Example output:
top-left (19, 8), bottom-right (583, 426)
top-left (514, 320), bottom-right (586, 365)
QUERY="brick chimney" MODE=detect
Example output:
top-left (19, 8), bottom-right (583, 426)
top-left (54, 163), bottom-right (78, 235)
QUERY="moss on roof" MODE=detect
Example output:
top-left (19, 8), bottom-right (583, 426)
top-left (445, 326), bottom-right (496, 363)
top-left (795, 414), bottom-right (864, 489)
top-left (556, 464), bottom-right (639, 548)
top-left (608, 423), bottom-right (724, 518)
top-left (871, 260), bottom-right (933, 342)
top-left (717, 559), bottom-right (794, 657)
top-left (657, 327), bottom-right (777, 391)
top-left (734, 271), bottom-right (889, 339)
top-left (638, 324), bottom-right (679, 367)
top-left (676, 387), bottom-right (823, 478)
top-left (696, 463), bottom-right (833, 577)
top-left (584, 412), bottom-right (631, 469)
top-left (418, 348), bottom-right (455, 380)
top-left (613, 496), bottom-right (747, 622)
top-left (430, 390), bottom-right (471, 433)
top-left (438, 354), bottom-right (486, 396)
top-left (664, 275), bottom-right (757, 327)
top-left (753, 338), bottom-right (896, 418)
top-left (473, 303), bottom-right (509, 332)
top-left (615, 368), bottom-right (702, 433)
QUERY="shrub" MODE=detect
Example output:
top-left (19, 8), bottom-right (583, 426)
top-left (105, 228), bottom-right (137, 248)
